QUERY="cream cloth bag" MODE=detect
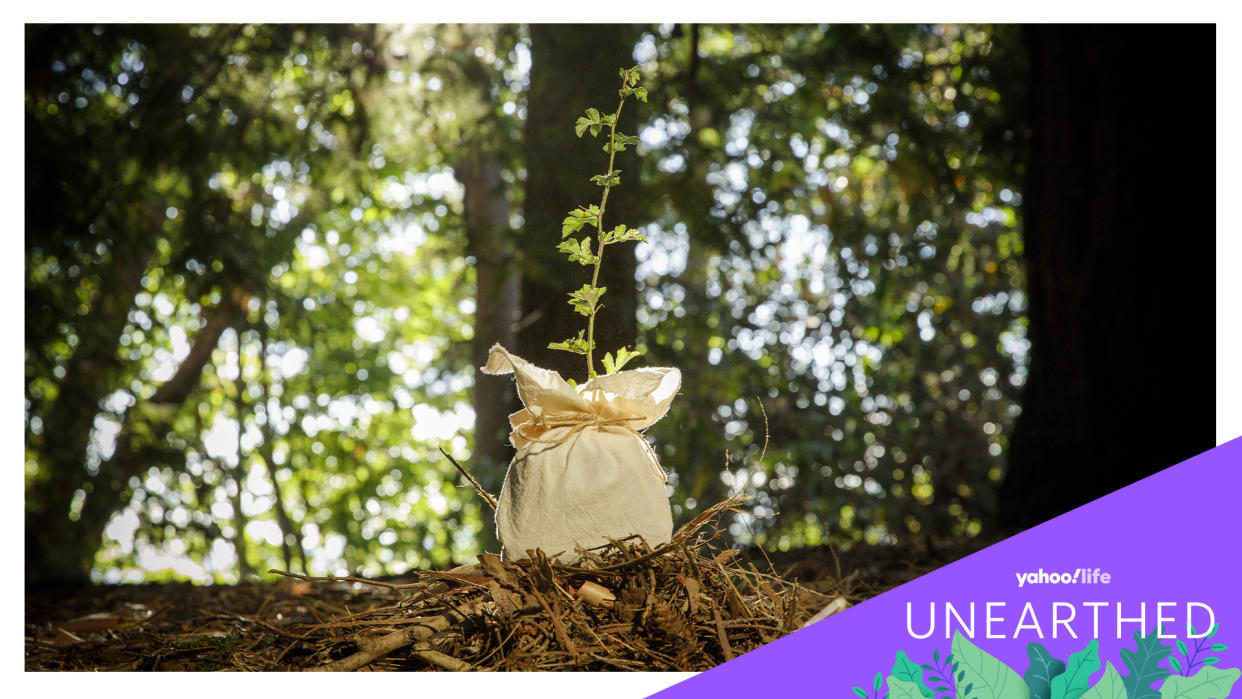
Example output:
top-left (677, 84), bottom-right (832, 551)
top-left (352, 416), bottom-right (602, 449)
top-left (481, 345), bottom-right (679, 563)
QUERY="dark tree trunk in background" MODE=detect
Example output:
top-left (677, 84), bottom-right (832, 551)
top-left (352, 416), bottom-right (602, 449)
top-left (460, 150), bottom-right (519, 553)
top-left (1000, 25), bottom-right (1215, 532)
top-left (519, 24), bottom-right (642, 382)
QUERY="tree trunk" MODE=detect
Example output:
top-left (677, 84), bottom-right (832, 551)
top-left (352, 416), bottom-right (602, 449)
top-left (459, 150), bottom-right (518, 555)
top-left (518, 24), bottom-right (643, 382)
top-left (1000, 25), bottom-right (1214, 532)
top-left (459, 152), bottom-right (520, 488)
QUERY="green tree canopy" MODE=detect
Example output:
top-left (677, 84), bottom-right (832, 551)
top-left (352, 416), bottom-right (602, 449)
top-left (26, 23), bottom-right (1029, 583)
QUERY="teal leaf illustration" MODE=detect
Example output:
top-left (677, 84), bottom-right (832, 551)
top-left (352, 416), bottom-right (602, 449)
top-left (893, 651), bottom-right (937, 699)
top-left (856, 688), bottom-right (870, 699)
top-left (1159, 667), bottom-right (1241, 699)
top-left (1081, 663), bottom-right (1128, 699)
top-left (1121, 630), bottom-right (1173, 699)
top-left (1027, 642), bottom-right (1070, 699)
top-left (892, 677), bottom-right (933, 699)
top-left (1052, 640), bottom-right (1101, 699)
top-left (952, 631), bottom-right (1030, 699)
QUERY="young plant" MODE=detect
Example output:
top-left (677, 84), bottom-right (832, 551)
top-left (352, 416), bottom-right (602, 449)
top-left (548, 65), bottom-right (649, 379)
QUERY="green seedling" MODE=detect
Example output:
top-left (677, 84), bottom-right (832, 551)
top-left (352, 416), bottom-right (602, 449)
top-left (548, 65), bottom-right (650, 379)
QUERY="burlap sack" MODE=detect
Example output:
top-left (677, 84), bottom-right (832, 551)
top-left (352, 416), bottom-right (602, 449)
top-left (481, 345), bottom-right (679, 563)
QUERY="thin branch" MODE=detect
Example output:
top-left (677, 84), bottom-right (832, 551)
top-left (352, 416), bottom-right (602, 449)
top-left (439, 447), bottom-right (498, 511)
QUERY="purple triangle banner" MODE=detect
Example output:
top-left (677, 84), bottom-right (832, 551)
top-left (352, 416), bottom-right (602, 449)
top-left (654, 437), bottom-right (1242, 699)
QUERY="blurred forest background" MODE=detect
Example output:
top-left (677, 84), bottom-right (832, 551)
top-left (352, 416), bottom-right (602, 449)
top-left (24, 23), bottom-right (1214, 585)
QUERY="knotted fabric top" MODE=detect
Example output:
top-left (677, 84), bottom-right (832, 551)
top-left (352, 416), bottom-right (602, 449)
top-left (480, 344), bottom-right (681, 452)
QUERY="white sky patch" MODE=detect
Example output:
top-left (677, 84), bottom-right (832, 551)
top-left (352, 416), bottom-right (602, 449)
top-left (635, 222), bottom-right (688, 279)
top-left (152, 293), bottom-right (175, 317)
top-left (377, 222), bottom-right (427, 255)
top-left (409, 401), bottom-right (476, 442)
top-left (245, 520), bottom-right (284, 547)
top-left (134, 541), bottom-right (210, 582)
top-left (299, 242), bottom-right (331, 269)
top-left (355, 315), bottom-right (387, 343)
top-left (203, 415), bottom-right (240, 465)
top-left (275, 345), bottom-right (309, 379)
top-left (88, 413), bottom-right (122, 469)
top-left (103, 508), bottom-right (140, 553)
top-left (206, 538), bottom-right (238, 574)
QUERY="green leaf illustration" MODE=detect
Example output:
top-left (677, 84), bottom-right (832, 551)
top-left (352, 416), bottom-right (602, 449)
top-left (892, 651), bottom-right (936, 699)
top-left (1052, 640), bottom-right (1101, 699)
top-left (1026, 642), bottom-right (1069, 699)
top-left (952, 631), bottom-right (1030, 699)
top-left (1159, 667), bottom-right (1241, 699)
top-left (892, 678), bottom-right (933, 699)
top-left (1081, 663), bottom-right (1129, 699)
top-left (1121, 630), bottom-right (1173, 699)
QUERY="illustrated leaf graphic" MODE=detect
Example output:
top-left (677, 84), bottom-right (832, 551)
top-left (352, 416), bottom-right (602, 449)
top-left (892, 651), bottom-right (937, 699)
top-left (1026, 642), bottom-right (1069, 699)
top-left (856, 687), bottom-right (870, 699)
top-left (1052, 640), bottom-right (1101, 699)
top-left (952, 631), bottom-right (1030, 699)
top-left (1081, 663), bottom-right (1129, 699)
top-left (1120, 630), bottom-right (1173, 699)
top-left (1159, 667), bottom-right (1241, 699)
top-left (892, 677), bottom-right (932, 699)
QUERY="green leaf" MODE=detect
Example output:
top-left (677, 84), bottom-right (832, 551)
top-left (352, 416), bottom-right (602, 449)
top-left (858, 689), bottom-right (872, 699)
top-left (1209, 645), bottom-right (1228, 653)
top-left (892, 650), bottom-right (937, 699)
top-left (602, 224), bottom-right (647, 245)
top-left (561, 205), bottom-right (601, 237)
top-left (1170, 658), bottom-right (1183, 675)
top-left (951, 631), bottom-right (1029, 699)
top-left (1201, 659), bottom-right (1220, 667)
top-left (1159, 667), bottom-right (1241, 699)
top-left (1120, 630), bottom-right (1173, 699)
top-left (1026, 642), bottom-right (1069, 699)
top-left (548, 330), bottom-right (592, 356)
top-left (1052, 640), bottom-right (1101, 699)
top-left (556, 238), bottom-right (598, 266)
top-left (1081, 663), bottom-right (1128, 699)
top-left (1177, 641), bottom-right (1189, 659)
top-left (590, 169), bottom-right (622, 188)
top-left (634, 86), bottom-right (648, 102)
top-left (568, 284), bottom-right (606, 316)
top-left (891, 678), bottom-right (929, 699)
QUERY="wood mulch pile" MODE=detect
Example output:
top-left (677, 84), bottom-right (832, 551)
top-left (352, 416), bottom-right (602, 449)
top-left (25, 497), bottom-right (990, 672)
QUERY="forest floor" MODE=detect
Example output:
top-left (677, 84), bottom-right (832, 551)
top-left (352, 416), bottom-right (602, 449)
top-left (25, 504), bottom-right (994, 672)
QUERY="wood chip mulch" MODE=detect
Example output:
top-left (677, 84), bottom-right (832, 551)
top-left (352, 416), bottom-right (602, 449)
top-left (25, 497), bottom-right (991, 672)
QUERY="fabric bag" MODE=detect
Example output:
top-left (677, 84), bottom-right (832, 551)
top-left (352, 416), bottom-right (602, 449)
top-left (481, 345), bottom-right (680, 563)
